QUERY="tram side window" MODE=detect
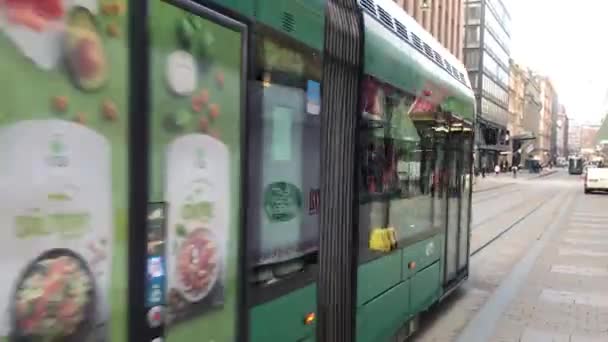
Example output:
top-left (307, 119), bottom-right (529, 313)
top-left (358, 77), bottom-right (435, 258)
top-left (247, 28), bottom-right (322, 290)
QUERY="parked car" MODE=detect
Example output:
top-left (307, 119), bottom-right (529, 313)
top-left (584, 166), bottom-right (608, 194)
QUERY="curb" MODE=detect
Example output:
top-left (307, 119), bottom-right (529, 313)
top-left (536, 169), bottom-right (558, 178)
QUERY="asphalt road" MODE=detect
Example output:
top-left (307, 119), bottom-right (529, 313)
top-left (409, 169), bottom-right (608, 342)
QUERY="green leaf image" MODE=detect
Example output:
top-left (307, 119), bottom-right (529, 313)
top-left (50, 138), bottom-right (64, 154)
top-left (176, 224), bottom-right (187, 237)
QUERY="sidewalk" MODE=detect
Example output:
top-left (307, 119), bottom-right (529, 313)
top-left (489, 191), bottom-right (608, 341)
top-left (472, 169), bottom-right (558, 193)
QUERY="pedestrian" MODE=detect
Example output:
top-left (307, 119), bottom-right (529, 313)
top-left (494, 164), bottom-right (500, 175)
top-left (512, 164), bottom-right (518, 178)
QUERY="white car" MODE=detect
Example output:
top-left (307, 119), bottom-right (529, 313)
top-left (584, 167), bottom-right (608, 194)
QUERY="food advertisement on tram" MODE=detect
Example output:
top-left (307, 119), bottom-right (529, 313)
top-left (149, 2), bottom-right (243, 341)
top-left (0, 0), bottom-right (128, 341)
top-left (249, 82), bottom-right (321, 267)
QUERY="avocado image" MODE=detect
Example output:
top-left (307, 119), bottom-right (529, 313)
top-left (65, 7), bottom-right (108, 91)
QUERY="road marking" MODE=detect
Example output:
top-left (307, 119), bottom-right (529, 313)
top-left (572, 212), bottom-right (608, 218)
top-left (562, 237), bottom-right (608, 245)
top-left (559, 248), bottom-right (608, 257)
top-left (566, 229), bottom-right (608, 236)
top-left (540, 289), bottom-right (608, 307)
top-left (570, 217), bottom-right (608, 224)
top-left (520, 328), bottom-right (607, 342)
top-left (570, 336), bottom-right (607, 342)
top-left (550, 264), bottom-right (608, 276)
top-left (520, 327), bottom-right (569, 342)
top-left (568, 223), bottom-right (608, 229)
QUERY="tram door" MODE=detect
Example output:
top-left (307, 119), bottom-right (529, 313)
top-left (146, 1), bottom-right (248, 341)
top-left (432, 130), bottom-right (448, 238)
top-left (444, 127), bottom-right (463, 283)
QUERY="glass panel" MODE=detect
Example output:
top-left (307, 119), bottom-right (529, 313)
top-left (482, 75), bottom-right (508, 107)
top-left (485, 9), bottom-right (510, 53)
top-left (149, 2), bottom-right (244, 340)
top-left (466, 26), bottom-right (480, 45)
top-left (247, 29), bottom-right (322, 284)
top-left (459, 129), bottom-right (473, 270)
top-left (468, 71), bottom-right (478, 88)
top-left (358, 76), bottom-right (437, 259)
top-left (466, 4), bottom-right (481, 22)
top-left (484, 30), bottom-right (509, 68)
top-left (388, 123), bottom-right (434, 241)
top-left (481, 97), bottom-right (508, 127)
top-left (0, 2), bottom-right (129, 341)
top-left (465, 50), bottom-right (480, 69)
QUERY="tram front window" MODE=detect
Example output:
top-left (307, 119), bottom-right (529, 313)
top-left (246, 28), bottom-right (322, 298)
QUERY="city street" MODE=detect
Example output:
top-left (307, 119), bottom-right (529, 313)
top-left (410, 169), bottom-right (608, 342)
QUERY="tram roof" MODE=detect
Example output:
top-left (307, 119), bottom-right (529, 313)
top-left (208, 0), bottom-right (475, 122)
top-left (361, 0), bottom-right (475, 123)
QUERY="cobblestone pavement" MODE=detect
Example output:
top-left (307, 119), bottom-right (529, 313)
top-left (409, 170), bottom-right (608, 342)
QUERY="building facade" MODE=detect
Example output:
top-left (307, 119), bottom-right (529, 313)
top-left (555, 105), bottom-right (569, 159)
top-left (538, 77), bottom-right (557, 164)
top-left (520, 72), bottom-right (542, 165)
top-left (395, 0), bottom-right (465, 61)
top-left (580, 124), bottom-right (601, 152)
top-left (508, 61), bottom-right (540, 167)
top-left (598, 116), bottom-right (608, 158)
top-left (464, 0), bottom-right (511, 171)
top-left (568, 120), bottom-right (582, 154)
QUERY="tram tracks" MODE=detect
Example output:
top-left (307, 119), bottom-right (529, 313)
top-left (470, 190), bottom-right (560, 257)
top-left (472, 186), bottom-right (520, 205)
top-left (472, 172), bottom-right (559, 204)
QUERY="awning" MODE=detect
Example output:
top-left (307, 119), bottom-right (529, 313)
top-left (511, 132), bottom-right (536, 141)
top-left (478, 144), bottom-right (510, 152)
top-left (477, 116), bottom-right (507, 130)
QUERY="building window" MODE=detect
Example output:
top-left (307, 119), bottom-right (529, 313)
top-left (247, 29), bottom-right (322, 286)
top-left (484, 29), bottom-right (509, 67)
top-left (465, 50), bottom-right (480, 69)
top-left (482, 75), bottom-right (508, 107)
top-left (485, 9), bottom-right (510, 54)
top-left (481, 97), bottom-right (508, 126)
top-left (466, 26), bottom-right (480, 45)
top-left (466, 3), bottom-right (481, 22)
top-left (483, 52), bottom-right (508, 85)
top-left (468, 71), bottom-right (478, 88)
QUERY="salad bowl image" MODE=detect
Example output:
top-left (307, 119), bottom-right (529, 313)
top-left (10, 248), bottom-right (97, 342)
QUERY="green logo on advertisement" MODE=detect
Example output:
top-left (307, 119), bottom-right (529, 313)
top-left (195, 148), bottom-right (206, 169)
top-left (47, 134), bottom-right (69, 167)
top-left (263, 182), bottom-right (303, 222)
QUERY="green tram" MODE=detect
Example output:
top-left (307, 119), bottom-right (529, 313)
top-left (569, 156), bottom-right (584, 175)
top-left (0, 0), bottom-right (474, 341)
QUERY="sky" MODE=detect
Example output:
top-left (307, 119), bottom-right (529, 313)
top-left (508, 0), bottom-right (608, 124)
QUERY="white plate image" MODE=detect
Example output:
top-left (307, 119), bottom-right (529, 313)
top-left (0, 0), bottom-right (100, 70)
top-left (172, 226), bottom-right (221, 303)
